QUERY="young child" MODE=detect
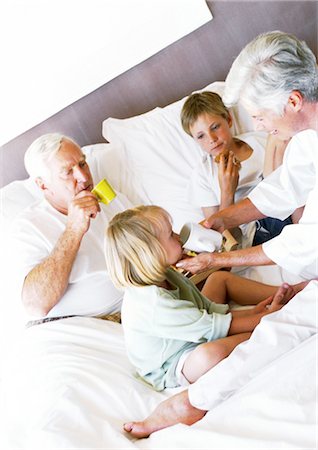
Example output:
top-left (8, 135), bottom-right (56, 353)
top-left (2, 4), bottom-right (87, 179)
top-left (105, 205), bottom-right (301, 391)
top-left (181, 91), bottom-right (265, 247)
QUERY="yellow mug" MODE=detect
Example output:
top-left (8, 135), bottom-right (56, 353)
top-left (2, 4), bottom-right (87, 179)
top-left (92, 178), bottom-right (116, 205)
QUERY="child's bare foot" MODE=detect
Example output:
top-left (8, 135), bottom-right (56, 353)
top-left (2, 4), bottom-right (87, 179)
top-left (123, 390), bottom-right (206, 438)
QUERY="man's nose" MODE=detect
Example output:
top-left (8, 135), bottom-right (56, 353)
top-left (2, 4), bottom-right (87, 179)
top-left (74, 166), bottom-right (89, 182)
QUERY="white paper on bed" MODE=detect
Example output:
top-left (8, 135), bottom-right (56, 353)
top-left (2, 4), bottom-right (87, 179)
top-left (2, 282), bottom-right (317, 449)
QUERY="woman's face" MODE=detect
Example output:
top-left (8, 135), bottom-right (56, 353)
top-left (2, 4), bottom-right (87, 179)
top-left (242, 91), bottom-right (307, 141)
top-left (246, 106), bottom-right (299, 141)
top-left (189, 112), bottom-right (234, 158)
top-left (157, 216), bottom-right (183, 266)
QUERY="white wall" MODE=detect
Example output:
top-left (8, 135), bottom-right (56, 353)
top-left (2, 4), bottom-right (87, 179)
top-left (0, 0), bottom-right (211, 146)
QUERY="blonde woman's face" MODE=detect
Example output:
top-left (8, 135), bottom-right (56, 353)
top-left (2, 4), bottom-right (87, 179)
top-left (190, 112), bottom-right (234, 158)
top-left (157, 217), bottom-right (183, 266)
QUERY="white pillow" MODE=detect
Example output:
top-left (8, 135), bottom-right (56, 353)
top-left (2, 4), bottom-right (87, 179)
top-left (102, 81), bottom-right (256, 231)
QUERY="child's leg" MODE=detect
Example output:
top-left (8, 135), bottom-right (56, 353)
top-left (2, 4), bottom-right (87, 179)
top-left (202, 270), bottom-right (282, 306)
top-left (182, 333), bottom-right (250, 384)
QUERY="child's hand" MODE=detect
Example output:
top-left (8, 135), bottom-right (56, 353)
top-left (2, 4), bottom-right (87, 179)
top-left (217, 151), bottom-right (240, 198)
top-left (250, 296), bottom-right (273, 314)
top-left (269, 283), bottom-right (295, 309)
top-left (249, 284), bottom-right (295, 317)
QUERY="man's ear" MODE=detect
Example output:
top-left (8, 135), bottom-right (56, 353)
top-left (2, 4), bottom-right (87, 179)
top-left (288, 91), bottom-right (303, 112)
top-left (35, 177), bottom-right (47, 191)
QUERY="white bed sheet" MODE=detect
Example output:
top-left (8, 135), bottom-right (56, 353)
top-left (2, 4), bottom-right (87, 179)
top-left (2, 282), bottom-right (317, 449)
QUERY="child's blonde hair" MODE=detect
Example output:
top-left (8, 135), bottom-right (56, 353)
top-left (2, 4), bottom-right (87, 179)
top-left (181, 91), bottom-right (231, 136)
top-left (105, 205), bottom-right (172, 289)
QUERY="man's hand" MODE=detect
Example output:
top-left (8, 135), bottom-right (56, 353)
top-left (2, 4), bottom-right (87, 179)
top-left (22, 189), bottom-right (101, 317)
top-left (67, 190), bottom-right (100, 236)
top-left (202, 214), bottom-right (226, 232)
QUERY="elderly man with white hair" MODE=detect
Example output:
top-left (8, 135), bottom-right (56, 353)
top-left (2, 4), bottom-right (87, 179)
top-left (10, 133), bottom-right (131, 324)
top-left (123, 30), bottom-right (318, 438)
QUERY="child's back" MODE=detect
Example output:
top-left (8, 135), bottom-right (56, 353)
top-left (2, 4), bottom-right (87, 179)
top-left (122, 267), bottom-right (230, 390)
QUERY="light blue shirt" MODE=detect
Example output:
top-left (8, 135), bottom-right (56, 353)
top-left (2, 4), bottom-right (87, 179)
top-left (121, 268), bottom-right (231, 390)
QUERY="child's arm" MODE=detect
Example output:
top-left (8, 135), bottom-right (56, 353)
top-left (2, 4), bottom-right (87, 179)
top-left (227, 297), bottom-right (281, 335)
top-left (217, 152), bottom-right (240, 210)
top-left (201, 152), bottom-right (240, 219)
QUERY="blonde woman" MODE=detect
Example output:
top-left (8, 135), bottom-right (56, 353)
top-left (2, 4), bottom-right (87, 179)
top-left (105, 205), bottom-right (300, 391)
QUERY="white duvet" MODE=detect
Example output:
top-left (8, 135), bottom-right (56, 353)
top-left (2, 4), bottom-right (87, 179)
top-left (1, 281), bottom-right (317, 449)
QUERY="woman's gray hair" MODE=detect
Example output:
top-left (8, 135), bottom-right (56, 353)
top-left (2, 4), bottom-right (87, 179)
top-left (24, 133), bottom-right (78, 180)
top-left (223, 31), bottom-right (318, 115)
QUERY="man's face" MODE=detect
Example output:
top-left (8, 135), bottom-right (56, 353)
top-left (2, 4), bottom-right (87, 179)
top-left (42, 140), bottom-right (94, 213)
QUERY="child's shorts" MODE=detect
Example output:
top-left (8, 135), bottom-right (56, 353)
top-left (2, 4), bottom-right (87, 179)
top-left (175, 349), bottom-right (194, 387)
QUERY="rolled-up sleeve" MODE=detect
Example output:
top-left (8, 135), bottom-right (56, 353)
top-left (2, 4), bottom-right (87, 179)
top-left (248, 132), bottom-right (316, 219)
top-left (263, 223), bottom-right (318, 279)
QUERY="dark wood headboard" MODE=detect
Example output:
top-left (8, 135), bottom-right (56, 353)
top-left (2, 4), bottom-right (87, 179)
top-left (1, 0), bottom-right (317, 187)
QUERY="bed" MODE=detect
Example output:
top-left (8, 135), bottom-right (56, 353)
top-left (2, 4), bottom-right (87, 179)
top-left (1, 81), bottom-right (317, 449)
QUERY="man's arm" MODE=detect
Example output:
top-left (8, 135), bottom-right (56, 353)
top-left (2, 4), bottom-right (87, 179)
top-left (22, 191), bottom-right (100, 316)
top-left (22, 228), bottom-right (83, 316)
top-left (176, 244), bottom-right (273, 274)
top-left (203, 198), bottom-right (266, 232)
